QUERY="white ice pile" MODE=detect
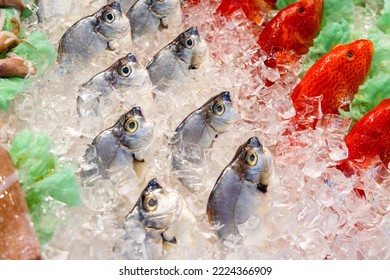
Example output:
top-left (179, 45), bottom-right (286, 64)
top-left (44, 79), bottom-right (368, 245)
top-left (3, 0), bottom-right (389, 259)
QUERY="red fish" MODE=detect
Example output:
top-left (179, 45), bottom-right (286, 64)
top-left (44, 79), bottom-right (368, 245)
top-left (291, 39), bottom-right (374, 130)
top-left (257, 0), bottom-right (323, 68)
top-left (338, 98), bottom-right (390, 177)
top-left (216, 0), bottom-right (277, 24)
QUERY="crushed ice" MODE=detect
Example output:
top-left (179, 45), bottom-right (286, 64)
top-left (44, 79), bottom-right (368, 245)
top-left (0, 0), bottom-right (388, 259)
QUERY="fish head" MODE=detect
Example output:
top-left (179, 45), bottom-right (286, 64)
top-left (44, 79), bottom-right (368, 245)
top-left (290, 39), bottom-right (374, 127)
top-left (136, 179), bottom-right (184, 230)
top-left (150, 0), bottom-right (180, 17)
top-left (206, 91), bottom-right (237, 134)
top-left (176, 26), bottom-right (208, 69)
top-left (234, 137), bottom-right (273, 190)
top-left (96, 2), bottom-right (131, 40)
top-left (110, 53), bottom-right (151, 89)
top-left (326, 40), bottom-right (374, 89)
top-left (294, 0), bottom-right (324, 39)
top-left (114, 106), bottom-right (154, 153)
top-left (282, 0), bottom-right (324, 49)
top-left (258, 0), bottom-right (323, 56)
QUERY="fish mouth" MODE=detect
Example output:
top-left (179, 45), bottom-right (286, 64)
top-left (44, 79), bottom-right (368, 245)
top-left (353, 39), bottom-right (374, 56)
top-left (314, 0), bottom-right (324, 16)
top-left (129, 106), bottom-right (143, 117)
top-left (142, 210), bottom-right (179, 230)
top-left (363, 40), bottom-right (374, 58)
top-left (354, 39), bottom-right (374, 75)
top-left (246, 136), bottom-right (262, 149)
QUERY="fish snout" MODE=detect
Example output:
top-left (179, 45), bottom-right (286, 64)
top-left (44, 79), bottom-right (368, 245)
top-left (186, 26), bottom-right (199, 37)
top-left (219, 91), bottom-right (231, 102)
top-left (354, 39), bottom-right (374, 75)
top-left (306, 0), bottom-right (324, 27)
top-left (361, 39), bottom-right (374, 59)
top-left (146, 178), bottom-right (163, 192)
top-left (130, 106), bottom-right (144, 117)
top-left (247, 136), bottom-right (263, 150)
top-left (314, 0), bottom-right (324, 15)
top-left (110, 1), bottom-right (121, 12)
top-left (125, 53), bottom-right (138, 63)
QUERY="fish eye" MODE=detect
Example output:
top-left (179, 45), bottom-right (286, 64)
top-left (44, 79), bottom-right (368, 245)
top-left (125, 118), bottom-right (139, 133)
top-left (346, 50), bottom-right (355, 61)
top-left (185, 37), bottom-right (195, 49)
top-left (212, 102), bottom-right (225, 116)
top-left (298, 6), bottom-right (305, 15)
top-left (118, 64), bottom-right (132, 77)
top-left (245, 150), bottom-right (258, 166)
top-left (103, 11), bottom-right (115, 23)
top-left (144, 194), bottom-right (158, 212)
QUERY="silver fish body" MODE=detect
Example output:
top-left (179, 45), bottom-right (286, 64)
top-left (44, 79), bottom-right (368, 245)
top-left (171, 91), bottom-right (237, 188)
top-left (82, 106), bottom-right (153, 179)
top-left (126, 0), bottom-right (180, 40)
top-left (146, 26), bottom-right (208, 91)
top-left (77, 53), bottom-right (151, 117)
top-left (58, 2), bottom-right (130, 69)
top-left (206, 137), bottom-right (274, 240)
top-left (120, 178), bottom-right (194, 259)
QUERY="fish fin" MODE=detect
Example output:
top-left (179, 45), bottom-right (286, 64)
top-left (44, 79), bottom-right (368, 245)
top-left (257, 183), bottom-right (267, 193)
top-left (162, 233), bottom-right (177, 244)
top-left (159, 17), bottom-right (169, 31)
top-left (132, 153), bottom-right (145, 163)
top-left (106, 42), bottom-right (116, 51)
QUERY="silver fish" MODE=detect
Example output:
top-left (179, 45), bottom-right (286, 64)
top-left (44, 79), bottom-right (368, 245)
top-left (82, 106), bottom-right (153, 180)
top-left (146, 26), bottom-right (208, 91)
top-left (206, 137), bottom-right (274, 240)
top-left (77, 53), bottom-right (151, 117)
top-left (126, 0), bottom-right (180, 40)
top-left (171, 91), bottom-right (237, 188)
top-left (58, 2), bottom-right (130, 69)
top-left (119, 178), bottom-right (195, 259)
